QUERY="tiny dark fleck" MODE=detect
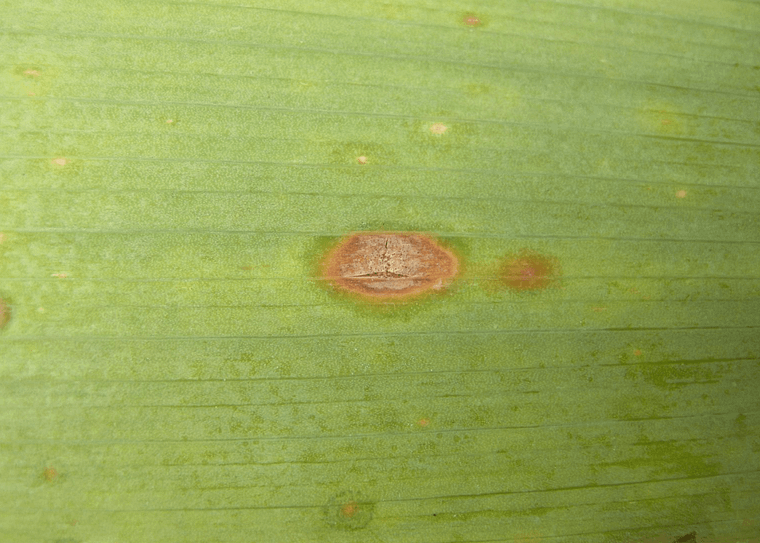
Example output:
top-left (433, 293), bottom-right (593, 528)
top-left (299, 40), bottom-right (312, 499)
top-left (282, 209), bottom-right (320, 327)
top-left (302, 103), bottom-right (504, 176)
top-left (672, 531), bottom-right (697, 543)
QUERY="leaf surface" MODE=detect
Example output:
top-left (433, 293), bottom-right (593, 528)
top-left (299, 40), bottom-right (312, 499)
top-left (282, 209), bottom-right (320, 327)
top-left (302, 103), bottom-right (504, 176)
top-left (1, 1), bottom-right (759, 542)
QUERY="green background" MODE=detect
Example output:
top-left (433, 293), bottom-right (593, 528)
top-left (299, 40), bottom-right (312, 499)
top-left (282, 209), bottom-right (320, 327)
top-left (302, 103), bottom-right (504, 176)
top-left (1, 0), bottom-right (759, 541)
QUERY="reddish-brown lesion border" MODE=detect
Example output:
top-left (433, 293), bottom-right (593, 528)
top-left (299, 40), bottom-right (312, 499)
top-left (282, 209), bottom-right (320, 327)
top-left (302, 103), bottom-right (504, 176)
top-left (319, 231), bottom-right (460, 301)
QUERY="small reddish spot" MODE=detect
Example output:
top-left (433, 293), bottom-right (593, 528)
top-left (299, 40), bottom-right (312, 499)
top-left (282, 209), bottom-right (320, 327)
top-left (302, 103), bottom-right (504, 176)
top-left (340, 501), bottom-right (358, 518)
top-left (500, 249), bottom-right (559, 292)
top-left (634, 349), bottom-right (642, 356)
top-left (240, 265), bottom-right (255, 270)
top-left (52, 157), bottom-right (68, 166)
top-left (464, 15), bottom-right (481, 27)
top-left (417, 417), bottom-right (431, 427)
top-left (43, 466), bottom-right (58, 481)
top-left (166, 119), bottom-right (174, 124)
top-left (661, 119), bottom-right (672, 125)
top-left (591, 307), bottom-right (607, 312)
top-left (323, 491), bottom-right (374, 530)
top-left (51, 272), bottom-right (68, 278)
top-left (429, 123), bottom-right (448, 135)
top-left (675, 190), bottom-right (687, 198)
top-left (356, 155), bottom-right (368, 165)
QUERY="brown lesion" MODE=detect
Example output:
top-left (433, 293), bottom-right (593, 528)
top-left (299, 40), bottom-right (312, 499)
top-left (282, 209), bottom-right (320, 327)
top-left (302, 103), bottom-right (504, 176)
top-left (499, 249), bottom-right (559, 292)
top-left (42, 466), bottom-right (59, 482)
top-left (0, 298), bottom-right (10, 330)
top-left (321, 232), bottom-right (459, 299)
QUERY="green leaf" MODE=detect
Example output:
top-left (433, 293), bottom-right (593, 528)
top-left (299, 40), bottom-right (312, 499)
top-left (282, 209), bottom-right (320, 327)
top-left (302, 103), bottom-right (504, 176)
top-left (1, 1), bottom-right (759, 542)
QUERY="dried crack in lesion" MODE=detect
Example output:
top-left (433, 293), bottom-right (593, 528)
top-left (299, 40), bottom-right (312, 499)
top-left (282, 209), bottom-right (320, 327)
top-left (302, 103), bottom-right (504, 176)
top-left (345, 237), bottom-right (419, 280)
top-left (339, 236), bottom-right (427, 289)
top-left (354, 272), bottom-right (407, 278)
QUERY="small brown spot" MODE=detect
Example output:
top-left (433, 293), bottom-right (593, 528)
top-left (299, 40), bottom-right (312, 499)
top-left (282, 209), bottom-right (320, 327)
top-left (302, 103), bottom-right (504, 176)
top-left (429, 123), bottom-right (448, 135)
top-left (24, 69), bottom-right (40, 77)
top-left (321, 232), bottom-right (459, 300)
top-left (323, 491), bottom-right (374, 530)
top-left (166, 119), bottom-right (174, 124)
top-left (52, 157), bottom-right (68, 166)
top-left (43, 466), bottom-right (58, 481)
top-left (356, 155), bottom-right (368, 165)
top-left (463, 15), bottom-right (481, 27)
top-left (0, 298), bottom-right (10, 330)
top-left (675, 190), bottom-right (687, 198)
top-left (417, 417), bottom-right (431, 427)
top-left (340, 501), bottom-right (358, 518)
top-left (634, 349), bottom-right (642, 356)
top-left (500, 249), bottom-right (558, 292)
top-left (514, 531), bottom-right (544, 543)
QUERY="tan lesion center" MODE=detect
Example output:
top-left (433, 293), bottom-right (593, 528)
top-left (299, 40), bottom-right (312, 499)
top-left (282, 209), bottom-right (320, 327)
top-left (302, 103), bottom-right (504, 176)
top-left (323, 233), bottom-right (458, 298)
